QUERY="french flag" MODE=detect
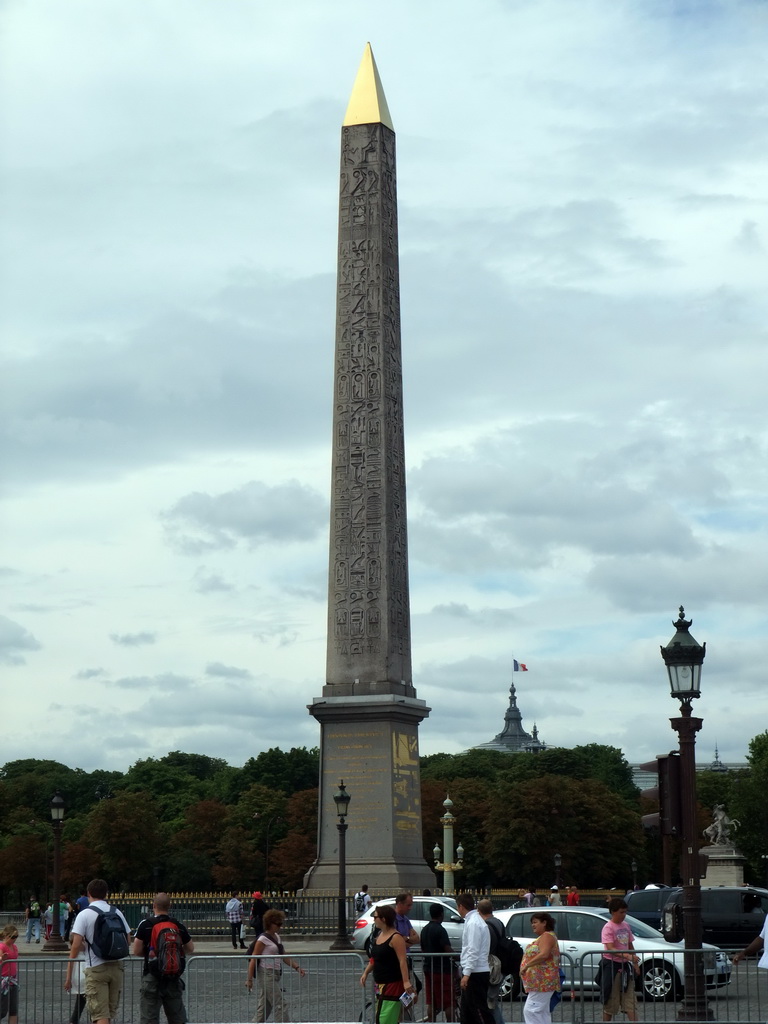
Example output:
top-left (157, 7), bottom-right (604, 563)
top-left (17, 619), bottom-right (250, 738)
top-left (513, 659), bottom-right (528, 672)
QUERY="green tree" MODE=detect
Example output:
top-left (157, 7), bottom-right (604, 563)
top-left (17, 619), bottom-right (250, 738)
top-left (80, 791), bottom-right (166, 889)
top-left (231, 748), bottom-right (319, 801)
top-left (485, 775), bottom-right (643, 888)
top-left (165, 799), bottom-right (230, 890)
top-left (120, 758), bottom-right (207, 825)
top-left (728, 733), bottom-right (768, 879)
top-left (0, 832), bottom-right (48, 897)
top-left (212, 826), bottom-right (263, 890)
top-left (420, 750), bottom-right (510, 784)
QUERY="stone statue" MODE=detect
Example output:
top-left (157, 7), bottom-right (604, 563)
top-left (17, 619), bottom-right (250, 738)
top-left (703, 804), bottom-right (740, 846)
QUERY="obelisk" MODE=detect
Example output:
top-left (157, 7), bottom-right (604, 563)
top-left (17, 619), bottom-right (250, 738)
top-left (304, 44), bottom-right (435, 891)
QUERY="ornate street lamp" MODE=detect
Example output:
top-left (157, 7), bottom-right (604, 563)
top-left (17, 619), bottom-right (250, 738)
top-left (330, 781), bottom-right (352, 951)
top-left (433, 796), bottom-right (464, 892)
top-left (554, 852), bottom-right (562, 889)
top-left (44, 792), bottom-right (68, 951)
top-left (660, 606), bottom-right (712, 1022)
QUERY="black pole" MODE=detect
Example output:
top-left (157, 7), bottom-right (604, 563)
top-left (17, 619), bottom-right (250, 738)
top-left (671, 704), bottom-right (713, 1021)
top-left (330, 817), bottom-right (352, 950)
top-left (265, 824), bottom-right (271, 894)
top-left (44, 821), bottom-right (67, 951)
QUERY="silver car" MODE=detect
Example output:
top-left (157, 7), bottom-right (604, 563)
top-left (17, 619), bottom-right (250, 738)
top-left (495, 905), bottom-right (730, 1001)
top-left (352, 895), bottom-right (463, 951)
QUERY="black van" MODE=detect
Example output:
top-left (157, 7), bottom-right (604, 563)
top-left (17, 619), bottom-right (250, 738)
top-left (626, 886), bottom-right (768, 947)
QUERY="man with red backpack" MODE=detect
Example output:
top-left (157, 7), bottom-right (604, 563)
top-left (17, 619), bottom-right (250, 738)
top-left (133, 893), bottom-right (194, 1024)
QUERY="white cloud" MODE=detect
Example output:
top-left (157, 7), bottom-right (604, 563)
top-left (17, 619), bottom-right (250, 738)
top-left (109, 631), bottom-right (157, 647)
top-left (0, 616), bottom-right (42, 665)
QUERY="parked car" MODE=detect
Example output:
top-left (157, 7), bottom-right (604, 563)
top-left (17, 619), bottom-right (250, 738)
top-left (626, 886), bottom-right (768, 947)
top-left (495, 905), bottom-right (731, 1001)
top-left (352, 895), bottom-right (462, 951)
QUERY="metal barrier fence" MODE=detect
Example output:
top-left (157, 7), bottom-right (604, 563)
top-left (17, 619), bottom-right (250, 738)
top-left (564, 949), bottom-right (765, 1024)
top-left (8, 948), bottom-right (768, 1023)
top-left (11, 952), bottom-right (369, 1023)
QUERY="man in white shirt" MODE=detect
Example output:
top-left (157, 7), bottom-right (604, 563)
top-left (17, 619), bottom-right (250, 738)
top-left (733, 918), bottom-right (768, 970)
top-left (64, 879), bottom-right (131, 1024)
top-left (457, 893), bottom-right (494, 1024)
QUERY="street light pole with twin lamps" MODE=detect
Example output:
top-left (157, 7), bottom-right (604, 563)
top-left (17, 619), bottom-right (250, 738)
top-left (433, 796), bottom-right (464, 893)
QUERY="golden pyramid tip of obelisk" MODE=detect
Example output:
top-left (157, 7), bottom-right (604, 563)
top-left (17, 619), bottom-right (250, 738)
top-left (342, 42), bottom-right (394, 131)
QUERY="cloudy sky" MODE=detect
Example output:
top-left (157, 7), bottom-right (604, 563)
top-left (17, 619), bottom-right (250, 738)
top-left (2, 0), bottom-right (766, 774)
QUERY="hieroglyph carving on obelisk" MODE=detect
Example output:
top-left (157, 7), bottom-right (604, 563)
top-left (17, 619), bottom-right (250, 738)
top-left (326, 50), bottom-right (413, 699)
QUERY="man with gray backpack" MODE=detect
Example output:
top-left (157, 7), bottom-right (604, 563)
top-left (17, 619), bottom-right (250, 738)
top-left (64, 879), bottom-right (132, 1024)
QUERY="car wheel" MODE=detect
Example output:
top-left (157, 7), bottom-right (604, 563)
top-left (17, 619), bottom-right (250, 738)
top-left (640, 959), bottom-right (680, 1002)
top-left (499, 974), bottom-right (521, 1001)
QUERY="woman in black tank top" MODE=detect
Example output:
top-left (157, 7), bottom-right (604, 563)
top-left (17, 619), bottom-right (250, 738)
top-left (360, 904), bottom-right (414, 1023)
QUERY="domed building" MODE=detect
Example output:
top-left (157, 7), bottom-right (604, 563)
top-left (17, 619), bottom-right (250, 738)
top-left (472, 681), bottom-right (546, 754)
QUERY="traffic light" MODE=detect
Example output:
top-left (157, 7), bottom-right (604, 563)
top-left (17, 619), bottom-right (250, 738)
top-left (639, 752), bottom-right (681, 835)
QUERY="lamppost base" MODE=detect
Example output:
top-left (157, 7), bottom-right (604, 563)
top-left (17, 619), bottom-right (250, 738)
top-left (676, 1004), bottom-right (714, 1022)
top-left (43, 936), bottom-right (69, 952)
top-left (329, 933), bottom-right (354, 951)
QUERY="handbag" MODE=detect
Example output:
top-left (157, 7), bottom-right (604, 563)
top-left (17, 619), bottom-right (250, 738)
top-left (488, 953), bottom-right (503, 986)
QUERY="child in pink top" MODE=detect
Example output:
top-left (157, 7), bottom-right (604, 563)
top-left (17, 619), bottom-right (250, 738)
top-left (0, 924), bottom-right (19, 1024)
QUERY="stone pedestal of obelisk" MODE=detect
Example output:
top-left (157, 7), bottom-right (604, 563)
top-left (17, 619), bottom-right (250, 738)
top-left (304, 45), bottom-right (435, 892)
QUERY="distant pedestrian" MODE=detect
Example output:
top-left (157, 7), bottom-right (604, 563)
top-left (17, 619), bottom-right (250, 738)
top-left (133, 892), bottom-right (194, 1024)
top-left (519, 913), bottom-right (560, 1024)
top-left (225, 892), bottom-right (246, 950)
top-left (600, 899), bottom-right (639, 1023)
top-left (524, 889), bottom-right (534, 908)
top-left (420, 903), bottom-right (456, 1022)
top-left (0, 924), bottom-right (19, 1024)
top-left (246, 909), bottom-right (306, 1022)
top-left (355, 885), bottom-right (372, 915)
top-left (548, 887), bottom-right (562, 907)
top-left (60, 894), bottom-right (74, 940)
top-left (566, 886), bottom-right (580, 907)
top-left (394, 894), bottom-right (418, 949)
top-left (250, 892), bottom-right (269, 937)
top-left (24, 897), bottom-right (41, 944)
